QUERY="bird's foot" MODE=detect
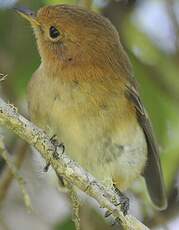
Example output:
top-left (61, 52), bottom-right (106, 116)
top-left (57, 174), bottom-right (65, 187)
top-left (44, 135), bottom-right (65, 172)
top-left (111, 217), bottom-right (123, 229)
top-left (113, 186), bottom-right (129, 216)
top-left (104, 186), bottom-right (129, 219)
top-left (104, 211), bottom-right (123, 228)
top-left (50, 135), bottom-right (65, 159)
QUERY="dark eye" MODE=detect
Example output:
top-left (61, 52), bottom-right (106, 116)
top-left (49, 26), bottom-right (60, 39)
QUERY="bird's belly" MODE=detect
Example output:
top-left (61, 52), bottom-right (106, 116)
top-left (29, 76), bottom-right (147, 190)
top-left (47, 98), bottom-right (147, 190)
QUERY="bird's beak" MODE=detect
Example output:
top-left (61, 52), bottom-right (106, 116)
top-left (14, 6), bottom-right (40, 27)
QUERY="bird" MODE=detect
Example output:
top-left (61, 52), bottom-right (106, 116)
top-left (15, 4), bottom-right (167, 212)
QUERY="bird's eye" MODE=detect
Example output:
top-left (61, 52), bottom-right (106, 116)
top-left (49, 26), bottom-right (60, 40)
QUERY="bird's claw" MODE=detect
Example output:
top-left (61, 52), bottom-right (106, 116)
top-left (114, 186), bottom-right (129, 216)
top-left (43, 163), bottom-right (50, 172)
top-left (118, 195), bottom-right (129, 216)
top-left (104, 210), bottom-right (123, 228)
top-left (43, 135), bottom-right (65, 172)
top-left (104, 189), bottom-right (129, 228)
top-left (104, 210), bottom-right (112, 218)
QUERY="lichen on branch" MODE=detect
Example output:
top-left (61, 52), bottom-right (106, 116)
top-left (0, 97), bottom-right (149, 230)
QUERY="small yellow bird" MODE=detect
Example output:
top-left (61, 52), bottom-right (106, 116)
top-left (16, 4), bottom-right (167, 212)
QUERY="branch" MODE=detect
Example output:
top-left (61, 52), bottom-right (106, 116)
top-left (0, 137), bottom-right (32, 211)
top-left (0, 97), bottom-right (149, 230)
top-left (165, 0), bottom-right (179, 52)
top-left (65, 181), bottom-right (81, 230)
top-left (0, 141), bottom-right (28, 203)
top-left (0, 73), bottom-right (7, 82)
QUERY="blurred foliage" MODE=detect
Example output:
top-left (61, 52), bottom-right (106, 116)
top-left (0, 0), bottom-right (179, 229)
top-left (54, 218), bottom-right (76, 230)
top-left (121, 6), bottom-right (179, 191)
top-left (46, 0), bottom-right (76, 5)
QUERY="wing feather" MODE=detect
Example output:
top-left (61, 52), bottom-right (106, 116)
top-left (126, 84), bottom-right (167, 210)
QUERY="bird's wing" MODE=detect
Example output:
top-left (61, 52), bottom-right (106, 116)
top-left (125, 84), bottom-right (167, 210)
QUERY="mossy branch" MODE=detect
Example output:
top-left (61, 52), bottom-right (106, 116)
top-left (0, 138), bottom-right (32, 211)
top-left (0, 98), bottom-right (149, 230)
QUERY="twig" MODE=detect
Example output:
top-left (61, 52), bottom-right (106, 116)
top-left (0, 136), bottom-right (32, 212)
top-left (165, 0), bottom-right (179, 52)
top-left (0, 73), bottom-right (7, 82)
top-left (65, 181), bottom-right (81, 230)
top-left (0, 141), bottom-right (28, 203)
top-left (0, 98), bottom-right (149, 230)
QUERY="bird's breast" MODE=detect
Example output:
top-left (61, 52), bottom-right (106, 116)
top-left (28, 69), bottom-right (147, 190)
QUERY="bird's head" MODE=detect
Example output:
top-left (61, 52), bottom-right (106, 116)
top-left (16, 4), bottom-right (127, 77)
